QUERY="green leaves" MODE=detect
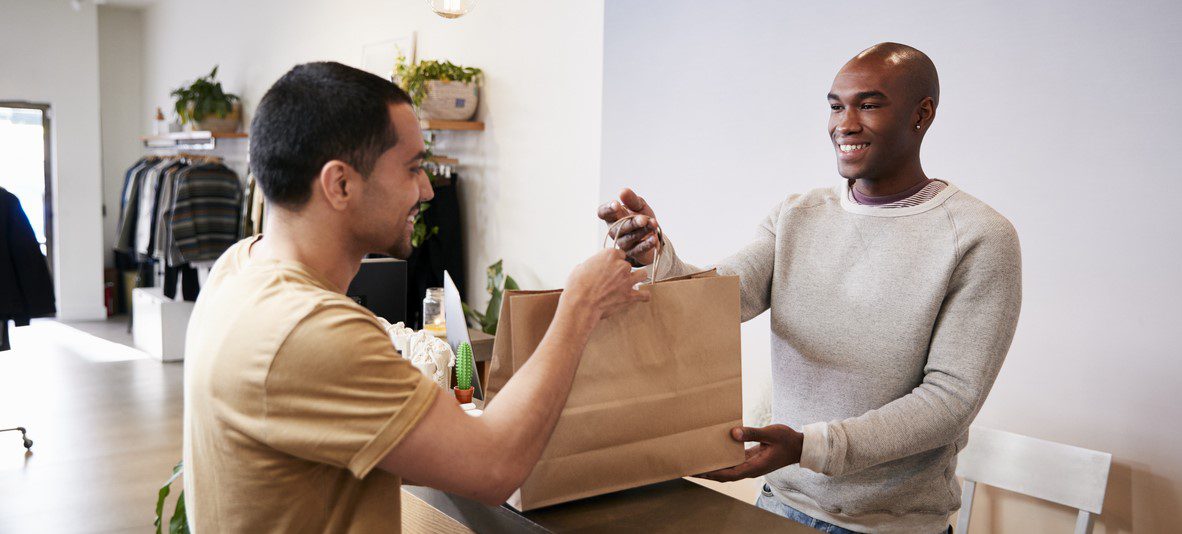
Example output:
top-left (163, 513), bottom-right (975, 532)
top-left (393, 56), bottom-right (483, 107)
top-left (411, 202), bottom-right (439, 248)
top-left (155, 461), bottom-right (186, 534)
top-left (169, 65), bottom-right (240, 125)
top-left (463, 260), bottom-right (518, 335)
top-left (170, 493), bottom-right (190, 534)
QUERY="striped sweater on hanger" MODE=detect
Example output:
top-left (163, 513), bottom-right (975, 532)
top-left (171, 163), bottom-right (243, 262)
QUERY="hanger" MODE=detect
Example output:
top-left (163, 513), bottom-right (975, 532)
top-left (425, 154), bottom-right (458, 185)
top-left (174, 152), bottom-right (223, 164)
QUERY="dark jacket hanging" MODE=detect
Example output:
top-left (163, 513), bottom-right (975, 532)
top-left (405, 175), bottom-right (466, 328)
top-left (0, 187), bottom-right (56, 338)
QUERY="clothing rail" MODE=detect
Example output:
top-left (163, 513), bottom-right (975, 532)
top-left (141, 131), bottom-right (248, 151)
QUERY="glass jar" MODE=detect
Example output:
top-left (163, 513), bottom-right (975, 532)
top-left (422, 287), bottom-right (446, 338)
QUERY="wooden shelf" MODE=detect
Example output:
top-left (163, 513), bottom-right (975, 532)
top-left (140, 131), bottom-right (247, 142)
top-left (419, 120), bottom-right (484, 131)
top-left (142, 131), bottom-right (247, 150)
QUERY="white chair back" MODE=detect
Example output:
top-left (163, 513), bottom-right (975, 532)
top-left (955, 425), bottom-right (1112, 534)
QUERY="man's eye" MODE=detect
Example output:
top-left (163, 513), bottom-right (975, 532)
top-left (860, 104), bottom-right (879, 110)
top-left (411, 166), bottom-right (424, 174)
top-left (830, 104), bottom-right (843, 111)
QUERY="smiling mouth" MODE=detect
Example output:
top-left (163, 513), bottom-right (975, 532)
top-left (838, 143), bottom-right (869, 153)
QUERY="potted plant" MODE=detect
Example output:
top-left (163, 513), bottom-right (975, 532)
top-left (454, 342), bottom-right (475, 403)
top-left (462, 260), bottom-right (519, 335)
top-left (394, 56), bottom-right (483, 121)
top-left (155, 460), bottom-right (187, 534)
top-left (170, 65), bottom-right (241, 133)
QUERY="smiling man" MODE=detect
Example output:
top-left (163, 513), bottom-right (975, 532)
top-left (599, 43), bottom-right (1022, 533)
top-left (183, 62), bottom-right (649, 532)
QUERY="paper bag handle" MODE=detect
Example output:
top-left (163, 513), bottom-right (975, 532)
top-left (604, 217), bottom-right (663, 285)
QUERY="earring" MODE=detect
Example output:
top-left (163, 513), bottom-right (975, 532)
top-left (916, 124), bottom-right (922, 130)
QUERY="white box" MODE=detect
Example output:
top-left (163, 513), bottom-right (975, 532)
top-left (132, 287), bottom-right (195, 362)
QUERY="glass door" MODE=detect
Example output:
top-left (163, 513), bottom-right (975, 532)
top-left (0, 102), bottom-right (53, 275)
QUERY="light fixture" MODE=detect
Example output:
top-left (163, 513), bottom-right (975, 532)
top-left (70, 0), bottom-right (106, 11)
top-left (426, 0), bottom-right (476, 19)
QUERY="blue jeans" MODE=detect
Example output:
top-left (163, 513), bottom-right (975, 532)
top-left (756, 484), bottom-right (953, 534)
top-left (756, 484), bottom-right (864, 534)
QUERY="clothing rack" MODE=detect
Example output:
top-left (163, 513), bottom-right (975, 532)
top-left (120, 133), bottom-right (251, 352)
top-left (142, 132), bottom-right (249, 181)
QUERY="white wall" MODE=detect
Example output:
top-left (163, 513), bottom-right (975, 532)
top-left (0, 0), bottom-right (107, 320)
top-left (602, 1), bottom-right (1182, 532)
top-left (139, 0), bottom-right (605, 302)
top-left (98, 6), bottom-right (144, 269)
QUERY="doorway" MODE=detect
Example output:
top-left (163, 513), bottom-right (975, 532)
top-left (0, 102), bottom-right (54, 276)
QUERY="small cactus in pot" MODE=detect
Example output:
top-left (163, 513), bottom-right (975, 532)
top-left (454, 342), bottom-right (475, 404)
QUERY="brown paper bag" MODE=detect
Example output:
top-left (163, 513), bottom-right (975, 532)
top-left (485, 269), bottom-right (744, 511)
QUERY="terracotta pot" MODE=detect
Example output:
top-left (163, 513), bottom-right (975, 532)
top-left (453, 387), bottom-right (474, 404)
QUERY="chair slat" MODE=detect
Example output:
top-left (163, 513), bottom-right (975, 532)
top-left (956, 426), bottom-right (1111, 514)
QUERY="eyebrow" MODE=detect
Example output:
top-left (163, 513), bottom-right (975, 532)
top-left (406, 150), bottom-right (428, 164)
top-left (828, 91), bottom-right (889, 101)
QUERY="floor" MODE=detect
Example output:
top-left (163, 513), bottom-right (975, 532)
top-left (0, 318), bottom-right (183, 533)
top-left (0, 317), bottom-right (761, 532)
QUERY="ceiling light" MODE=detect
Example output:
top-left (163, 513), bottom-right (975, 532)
top-left (426, 0), bottom-right (476, 19)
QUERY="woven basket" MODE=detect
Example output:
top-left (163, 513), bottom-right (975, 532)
top-left (420, 80), bottom-right (479, 121)
top-left (193, 102), bottom-right (241, 133)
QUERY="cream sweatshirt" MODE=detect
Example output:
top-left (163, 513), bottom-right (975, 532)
top-left (656, 181), bottom-right (1022, 533)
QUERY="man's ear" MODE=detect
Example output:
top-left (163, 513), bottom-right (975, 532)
top-left (317, 160), bottom-right (353, 210)
top-left (915, 97), bottom-right (936, 132)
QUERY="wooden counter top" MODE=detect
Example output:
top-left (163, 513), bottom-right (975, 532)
top-left (402, 478), bottom-right (816, 533)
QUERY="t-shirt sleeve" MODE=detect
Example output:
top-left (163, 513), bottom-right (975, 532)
top-left (263, 300), bottom-right (438, 478)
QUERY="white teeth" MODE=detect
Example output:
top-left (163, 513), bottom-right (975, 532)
top-left (839, 144), bottom-right (868, 152)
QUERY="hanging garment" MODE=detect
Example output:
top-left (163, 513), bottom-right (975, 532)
top-left (155, 162), bottom-right (193, 265)
top-left (163, 264), bottom-right (200, 301)
top-left (135, 159), bottom-right (186, 257)
top-left (115, 157), bottom-right (160, 253)
top-left (240, 175), bottom-right (263, 239)
top-left (239, 174), bottom-right (265, 238)
top-left (171, 163), bottom-right (243, 262)
top-left (135, 259), bottom-right (156, 289)
top-left (118, 156), bottom-right (152, 214)
top-left (0, 187), bottom-right (56, 335)
top-left (251, 180), bottom-right (266, 236)
top-left (1, 320), bottom-right (9, 352)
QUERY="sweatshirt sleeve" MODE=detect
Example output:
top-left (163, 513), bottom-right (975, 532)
top-left (804, 216), bottom-right (1023, 477)
top-left (650, 201), bottom-right (782, 322)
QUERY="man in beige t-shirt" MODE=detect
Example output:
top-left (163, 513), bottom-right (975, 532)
top-left (183, 62), bottom-right (648, 532)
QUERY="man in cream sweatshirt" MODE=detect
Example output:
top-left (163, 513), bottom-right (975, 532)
top-left (599, 43), bottom-right (1022, 533)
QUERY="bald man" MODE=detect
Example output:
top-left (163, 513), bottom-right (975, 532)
top-left (599, 43), bottom-right (1021, 533)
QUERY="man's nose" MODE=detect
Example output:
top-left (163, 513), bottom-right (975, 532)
top-left (419, 171), bottom-right (436, 202)
top-left (835, 110), bottom-right (862, 135)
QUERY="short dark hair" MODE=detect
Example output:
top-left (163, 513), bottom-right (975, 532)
top-left (249, 61), bottom-right (413, 208)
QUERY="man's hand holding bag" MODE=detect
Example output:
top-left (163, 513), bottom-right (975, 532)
top-left (485, 222), bottom-right (745, 511)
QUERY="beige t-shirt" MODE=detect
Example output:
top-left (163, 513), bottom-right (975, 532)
top-left (182, 236), bottom-right (436, 533)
